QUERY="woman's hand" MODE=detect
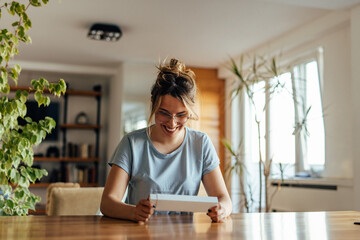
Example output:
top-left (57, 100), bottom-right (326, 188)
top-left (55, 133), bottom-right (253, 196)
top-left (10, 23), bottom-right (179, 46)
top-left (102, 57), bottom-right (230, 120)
top-left (202, 166), bottom-right (232, 223)
top-left (131, 198), bottom-right (155, 223)
top-left (207, 203), bottom-right (227, 223)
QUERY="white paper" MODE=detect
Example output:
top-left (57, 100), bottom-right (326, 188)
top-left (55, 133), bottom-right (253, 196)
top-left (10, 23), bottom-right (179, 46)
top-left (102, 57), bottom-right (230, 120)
top-left (149, 194), bottom-right (218, 212)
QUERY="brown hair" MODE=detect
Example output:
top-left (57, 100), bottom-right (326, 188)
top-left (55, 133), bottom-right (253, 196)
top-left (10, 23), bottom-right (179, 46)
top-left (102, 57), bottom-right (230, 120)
top-left (148, 58), bottom-right (198, 125)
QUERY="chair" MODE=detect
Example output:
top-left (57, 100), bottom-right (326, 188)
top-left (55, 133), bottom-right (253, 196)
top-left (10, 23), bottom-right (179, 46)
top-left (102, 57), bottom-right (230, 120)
top-left (46, 182), bottom-right (80, 215)
top-left (46, 183), bottom-right (104, 216)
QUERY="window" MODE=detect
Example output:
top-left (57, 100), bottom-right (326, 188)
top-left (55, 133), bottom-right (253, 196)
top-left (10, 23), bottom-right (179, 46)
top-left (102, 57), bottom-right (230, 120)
top-left (122, 102), bottom-right (148, 135)
top-left (269, 72), bottom-right (296, 166)
top-left (293, 60), bottom-right (325, 171)
top-left (240, 57), bottom-right (325, 178)
top-left (123, 118), bottom-right (147, 134)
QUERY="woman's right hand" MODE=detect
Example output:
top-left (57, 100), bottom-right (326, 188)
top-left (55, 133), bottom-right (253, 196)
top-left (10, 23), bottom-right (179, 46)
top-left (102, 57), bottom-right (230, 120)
top-left (132, 198), bottom-right (155, 223)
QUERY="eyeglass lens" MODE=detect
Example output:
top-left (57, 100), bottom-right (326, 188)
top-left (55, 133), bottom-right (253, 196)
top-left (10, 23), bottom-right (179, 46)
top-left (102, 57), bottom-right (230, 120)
top-left (157, 111), bottom-right (189, 124)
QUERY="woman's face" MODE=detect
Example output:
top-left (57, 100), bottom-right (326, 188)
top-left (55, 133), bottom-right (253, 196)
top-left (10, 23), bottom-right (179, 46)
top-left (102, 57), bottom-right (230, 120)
top-left (154, 95), bottom-right (189, 138)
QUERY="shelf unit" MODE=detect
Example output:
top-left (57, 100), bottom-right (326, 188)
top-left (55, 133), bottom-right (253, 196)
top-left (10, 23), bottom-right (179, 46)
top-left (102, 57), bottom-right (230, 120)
top-left (29, 183), bottom-right (99, 188)
top-left (60, 124), bottom-right (101, 129)
top-left (28, 208), bottom-right (46, 215)
top-left (34, 157), bottom-right (100, 163)
top-left (10, 85), bottom-right (103, 187)
top-left (60, 85), bottom-right (102, 185)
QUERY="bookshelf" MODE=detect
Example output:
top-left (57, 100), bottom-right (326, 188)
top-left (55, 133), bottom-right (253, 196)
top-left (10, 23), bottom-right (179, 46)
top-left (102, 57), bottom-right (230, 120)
top-left (59, 85), bottom-right (102, 185)
top-left (10, 85), bottom-right (103, 187)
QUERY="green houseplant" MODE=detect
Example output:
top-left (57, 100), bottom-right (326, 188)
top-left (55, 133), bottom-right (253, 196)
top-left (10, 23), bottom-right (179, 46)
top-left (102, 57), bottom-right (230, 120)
top-left (225, 54), bottom-right (292, 212)
top-left (0, 0), bottom-right (66, 216)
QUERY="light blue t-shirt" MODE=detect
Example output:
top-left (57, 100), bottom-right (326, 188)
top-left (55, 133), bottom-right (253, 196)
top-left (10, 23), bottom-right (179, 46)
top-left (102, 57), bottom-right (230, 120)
top-left (109, 126), bottom-right (220, 206)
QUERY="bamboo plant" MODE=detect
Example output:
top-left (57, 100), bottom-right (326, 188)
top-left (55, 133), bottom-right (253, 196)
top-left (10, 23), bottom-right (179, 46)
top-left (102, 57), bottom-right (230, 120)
top-left (0, 0), bottom-right (66, 216)
top-left (226, 54), bottom-right (292, 212)
top-left (223, 139), bottom-right (254, 212)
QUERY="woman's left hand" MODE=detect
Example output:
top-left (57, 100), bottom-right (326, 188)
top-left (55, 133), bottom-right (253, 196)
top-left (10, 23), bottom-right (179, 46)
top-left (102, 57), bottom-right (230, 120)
top-left (207, 203), bottom-right (227, 223)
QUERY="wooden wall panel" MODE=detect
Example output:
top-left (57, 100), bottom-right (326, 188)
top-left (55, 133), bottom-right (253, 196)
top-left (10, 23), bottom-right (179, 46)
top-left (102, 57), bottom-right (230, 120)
top-left (191, 67), bottom-right (225, 174)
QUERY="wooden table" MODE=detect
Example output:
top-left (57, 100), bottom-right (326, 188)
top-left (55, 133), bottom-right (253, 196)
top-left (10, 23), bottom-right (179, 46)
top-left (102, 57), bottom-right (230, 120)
top-left (1, 211), bottom-right (360, 239)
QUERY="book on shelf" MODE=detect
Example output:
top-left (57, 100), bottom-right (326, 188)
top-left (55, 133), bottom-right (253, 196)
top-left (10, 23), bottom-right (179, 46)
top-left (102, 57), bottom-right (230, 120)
top-left (65, 164), bottom-right (96, 184)
top-left (66, 142), bottom-right (94, 158)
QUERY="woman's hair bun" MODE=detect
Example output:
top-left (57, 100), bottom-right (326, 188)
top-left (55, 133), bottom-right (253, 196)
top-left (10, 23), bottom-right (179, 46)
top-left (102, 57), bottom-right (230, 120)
top-left (158, 58), bottom-right (195, 80)
top-left (169, 58), bottom-right (184, 73)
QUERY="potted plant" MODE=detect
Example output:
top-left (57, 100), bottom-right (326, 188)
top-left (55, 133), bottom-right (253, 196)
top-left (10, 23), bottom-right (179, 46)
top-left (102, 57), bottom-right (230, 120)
top-left (224, 54), bottom-right (294, 212)
top-left (0, 0), bottom-right (66, 216)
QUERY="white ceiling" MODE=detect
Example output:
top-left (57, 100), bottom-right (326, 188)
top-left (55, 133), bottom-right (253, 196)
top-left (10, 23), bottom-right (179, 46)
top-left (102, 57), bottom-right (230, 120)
top-left (6, 0), bottom-right (360, 69)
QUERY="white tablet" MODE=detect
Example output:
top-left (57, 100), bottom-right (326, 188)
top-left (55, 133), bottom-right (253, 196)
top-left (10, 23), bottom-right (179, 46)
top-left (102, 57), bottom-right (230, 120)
top-left (149, 194), bottom-right (218, 212)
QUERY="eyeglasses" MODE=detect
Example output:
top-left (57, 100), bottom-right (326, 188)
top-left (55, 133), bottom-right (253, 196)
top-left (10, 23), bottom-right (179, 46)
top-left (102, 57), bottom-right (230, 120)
top-left (156, 110), bottom-right (190, 124)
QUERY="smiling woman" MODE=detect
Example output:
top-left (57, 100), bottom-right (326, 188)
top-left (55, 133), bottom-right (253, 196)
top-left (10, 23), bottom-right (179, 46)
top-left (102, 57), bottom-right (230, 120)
top-left (101, 58), bottom-right (232, 223)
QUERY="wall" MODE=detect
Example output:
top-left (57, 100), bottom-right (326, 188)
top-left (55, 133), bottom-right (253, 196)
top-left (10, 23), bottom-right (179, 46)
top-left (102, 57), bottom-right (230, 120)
top-left (120, 61), bottom-right (157, 133)
top-left (106, 65), bottom-right (124, 178)
top-left (122, 61), bottom-right (157, 105)
top-left (351, 4), bottom-right (360, 211)
top-left (219, 8), bottom-right (359, 211)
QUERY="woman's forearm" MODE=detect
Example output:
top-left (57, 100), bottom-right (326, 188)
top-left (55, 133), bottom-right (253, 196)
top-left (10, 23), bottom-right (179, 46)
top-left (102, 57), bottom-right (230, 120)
top-left (100, 195), bottom-right (135, 220)
top-left (101, 165), bottom-right (136, 220)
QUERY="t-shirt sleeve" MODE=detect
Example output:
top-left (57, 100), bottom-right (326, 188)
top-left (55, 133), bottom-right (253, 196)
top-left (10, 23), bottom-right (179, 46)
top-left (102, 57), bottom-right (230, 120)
top-left (108, 135), bottom-right (132, 175)
top-left (202, 134), bottom-right (220, 176)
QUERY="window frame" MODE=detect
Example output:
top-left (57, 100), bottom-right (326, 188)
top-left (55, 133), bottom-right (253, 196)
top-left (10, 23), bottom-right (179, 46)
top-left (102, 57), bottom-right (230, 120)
top-left (288, 48), bottom-right (325, 174)
top-left (234, 47), bottom-right (325, 178)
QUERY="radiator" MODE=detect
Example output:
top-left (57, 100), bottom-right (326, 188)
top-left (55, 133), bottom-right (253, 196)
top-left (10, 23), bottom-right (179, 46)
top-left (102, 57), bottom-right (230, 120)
top-left (269, 178), bottom-right (353, 212)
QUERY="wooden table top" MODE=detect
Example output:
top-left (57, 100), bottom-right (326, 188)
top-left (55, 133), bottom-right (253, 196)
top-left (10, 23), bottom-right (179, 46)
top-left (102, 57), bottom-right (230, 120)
top-left (1, 211), bottom-right (360, 239)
